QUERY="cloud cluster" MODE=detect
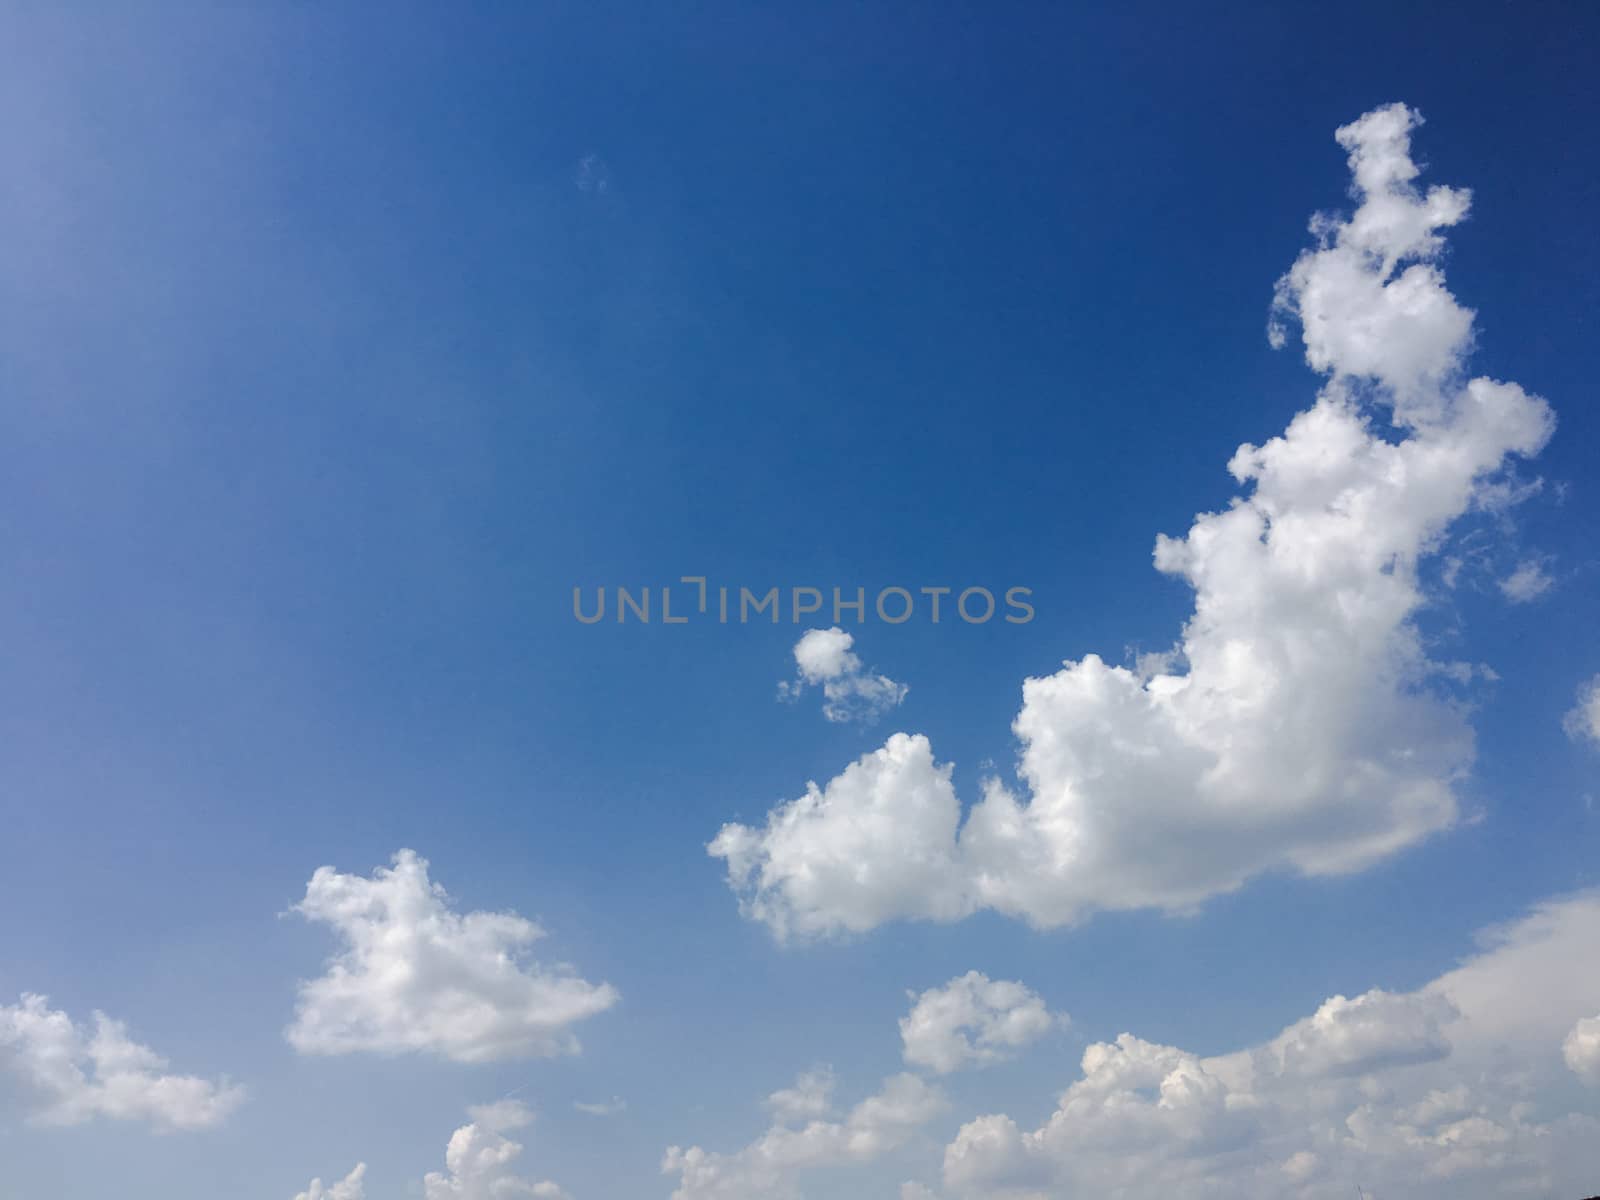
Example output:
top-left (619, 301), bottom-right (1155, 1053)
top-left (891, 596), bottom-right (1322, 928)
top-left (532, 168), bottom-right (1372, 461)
top-left (778, 627), bottom-right (908, 723)
top-left (294, 1164), bottom-right (367, 1200)
top-left (0, 994), bottom-right (243, 1131)
top-left (660, 974), bottom-right (1061, 1199)
top-left (655, 896), bottom-right (1600, 1199)
top-left (287, 850), bottom-right (618, 1063)
top-left (304, 1102), bottom-right (570, 1200)
top-left (939, 893), bottom-right (1600, 1200)
top-left (711, 103), bottom-right (1555, 939)
top-left (900, 973), bottom-right (1061, 1075)
top-left (662, 1070), bottom-right (946, 1200)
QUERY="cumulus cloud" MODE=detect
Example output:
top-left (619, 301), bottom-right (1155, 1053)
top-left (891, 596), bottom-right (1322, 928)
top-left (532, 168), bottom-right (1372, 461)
top-left (941, 893), bottom-right (1600, 1200)
top-left (711, 102), bottom-right (1556, 939)
top-left (1564, 675), bottom-right (1600, 745)
top-left (900, 973), bottom-right (1061, 1075)
top-left (709, 734), bottom-right (969, 940)
top-left (287, 850), bottom-right (618, 1063)
top-left (1498, 558), bottom-right (1555, 603)
top-left (778, 627), bottom-right (908, 723)
top-left (1260, 988), bottom-right (1456, 1079)
top-left (1565, 1015), bottom-right (1600, 1085)
top-left (662, 1071), bottom-right (946, 1200)
top-left (294, 1164), bottom-right (367, 1200)
top-left (422, 1101), bottom-right (571, 1200)
top-left (297, 1106), bottom-right (569, 1200)
top-left (0, 994), bottom-right (243, 1131)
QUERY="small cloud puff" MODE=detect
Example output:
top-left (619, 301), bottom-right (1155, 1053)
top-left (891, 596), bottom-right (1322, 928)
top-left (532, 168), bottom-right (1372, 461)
top-left (1498, 558), bottom-right (1555, 603)
top-left (900, 972), bottom-right (1063, 1075)
top-left (778, 627), bottom-right (908, 724)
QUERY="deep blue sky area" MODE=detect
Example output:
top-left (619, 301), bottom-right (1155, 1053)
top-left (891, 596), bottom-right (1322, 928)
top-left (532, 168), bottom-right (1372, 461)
top-left (1, 4), bottom-right (1598, 1199)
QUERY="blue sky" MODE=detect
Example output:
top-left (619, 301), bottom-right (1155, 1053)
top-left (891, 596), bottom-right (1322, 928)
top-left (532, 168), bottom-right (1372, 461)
top-left (2, 4), bottom-right (1599, 1199)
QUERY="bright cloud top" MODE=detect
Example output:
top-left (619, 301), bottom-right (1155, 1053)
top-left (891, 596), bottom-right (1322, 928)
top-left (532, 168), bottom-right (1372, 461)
top-left (304, 1103), bottom-right (569, 1200)
top-left (663, 1070), bottom-right (946, 1200)
top-left (287, 850), bottom-right (618, 1063)
top-left (711, 102), bottom-right (1556, 939)
top-left (940, 893), bottom-right (1600, 1200)
top-left (424, 1101), bottom-right (571, 1200)
top-left (293, 1164), bottom-right (367, 1200)
top-left (1566, 1014), bottom-right (1600, 1085)
top-left (1564, 674), bottom-right (1600, 744)
top-left (0, 994), bottom-right (243, 1131)
top-left (779, 627), bottom-right (908, 723)
top-left (900, 972), bottom-right (1061, 1075)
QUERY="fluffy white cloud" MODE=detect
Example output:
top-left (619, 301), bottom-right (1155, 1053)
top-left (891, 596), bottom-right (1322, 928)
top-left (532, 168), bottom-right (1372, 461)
top-left (1564, 674), bottom-right (1600, 744)
top-left (941, 893), bottom-right (1600, 1200)
top-left (1498, 559), bottom-right (1554, 603)
top-left (1260, 988), bottom-right (1455, 1079)
top-left (711, 102), bottom-right (1556, 938)
top-left (296, 1106), bottom-right (569, 1200)
top-left (287, 850), bottom-right (618, 1063)
top-left (779, 627), bottom-right (908, 723)
top-left (709, 734), bottom-right (969, 940)
top-left (900, 973), bottom-right (1061, 1075)
top-left (0, 994), bottom-right (243, 1131)
top-left (662, 1071), bottom-right (946, 1200)
top-left (1564, 1015), bottom-right (1600, 1085)
top-left (423, 1101), bottom-right (571, 1200)
top-left (294, 1164), bottom-right (367, 1200)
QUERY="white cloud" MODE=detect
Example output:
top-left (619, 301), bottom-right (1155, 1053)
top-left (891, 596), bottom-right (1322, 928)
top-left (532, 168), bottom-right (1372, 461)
top-left (900, 973), bottom-right (1061, 1075)
top-left (424, 1101), bottom-right (570, 1200)
top-left (941, 893), bottom-right (1600, 1200)
top-left (779, 627), bottom-right (908, 724)
top-left (662, 1071), bottom-right (946, 1200)
top-left (1564, 674), bottom-right (1600, 745)
top-left (573, 1096), bottom-right (626, 1117)
top-left (1498, 558), bottom-right (1555, 603)
top-left (709, 734), bottom-right (969, 941)
top-left (1564, 1015), bottom-right (1600, 1085)
top-left (765, 1066), bottom-right (836, 1124)
top-left (0, 993), bottom-right (243, 1131)
top-left (294, 1164), bottom-right (367, 1200)
top-left (1260, 988), bottom-right (1455, 1079)
top-left (297, 1107), bottom-right (570, 1200)
top-left (287, 850), bottom-right (618, 1063)
top-left (711, 102), bottom-right (1556, 939)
